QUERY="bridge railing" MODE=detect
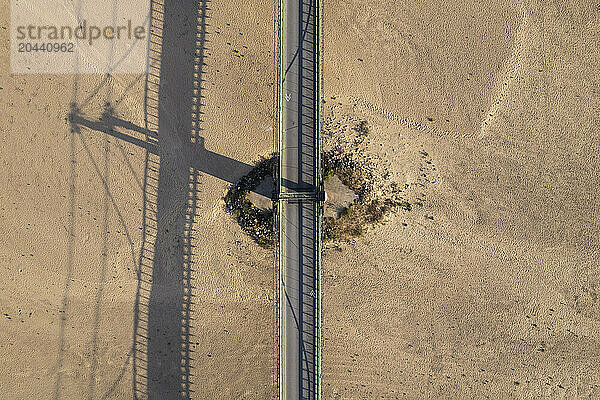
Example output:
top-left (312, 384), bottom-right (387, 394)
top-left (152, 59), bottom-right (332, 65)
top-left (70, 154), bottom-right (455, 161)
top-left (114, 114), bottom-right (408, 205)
top-left (273, 0), bottom-right (285, 399)
top-left (315, 0), bottom-right (323, 394)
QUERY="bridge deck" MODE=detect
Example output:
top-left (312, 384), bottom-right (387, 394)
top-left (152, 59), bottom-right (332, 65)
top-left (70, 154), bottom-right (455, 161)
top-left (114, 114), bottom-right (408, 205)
top-left (278, 0), bottom-right (322, 398)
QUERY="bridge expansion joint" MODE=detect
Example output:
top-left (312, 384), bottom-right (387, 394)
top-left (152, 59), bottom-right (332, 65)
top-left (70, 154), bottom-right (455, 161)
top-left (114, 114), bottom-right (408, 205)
top-left (277, 191), bottom-right (324, 202)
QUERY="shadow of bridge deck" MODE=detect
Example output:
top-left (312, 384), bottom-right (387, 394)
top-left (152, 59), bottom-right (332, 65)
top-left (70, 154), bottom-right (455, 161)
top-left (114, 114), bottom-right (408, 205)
top-left (67, 0), bottom-right (270, 398)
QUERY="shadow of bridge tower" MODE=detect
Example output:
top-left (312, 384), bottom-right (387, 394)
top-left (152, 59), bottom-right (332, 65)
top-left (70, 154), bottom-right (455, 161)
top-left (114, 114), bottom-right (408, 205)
top-left (66, 0), bottom-right (207, 394)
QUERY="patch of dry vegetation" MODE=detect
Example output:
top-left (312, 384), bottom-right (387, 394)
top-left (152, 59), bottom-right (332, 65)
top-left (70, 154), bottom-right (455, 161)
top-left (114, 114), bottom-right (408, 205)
top-left (322, 143), bottom-right (412, 242)
top-left (224, 156), bottom-right (275, 248)
top-left (227, 119), bottom-right (417, 246)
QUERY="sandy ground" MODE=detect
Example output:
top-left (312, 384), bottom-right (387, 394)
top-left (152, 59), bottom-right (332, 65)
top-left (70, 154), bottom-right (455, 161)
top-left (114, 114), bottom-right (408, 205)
top-left (324, 176), bottom-right (356, 218)
top-left (1, 0), bottom-right (599, 399)
top-left (322, 0), bottom-right (600, 398)
top-left (1, 0), bottom-right (276, 398)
